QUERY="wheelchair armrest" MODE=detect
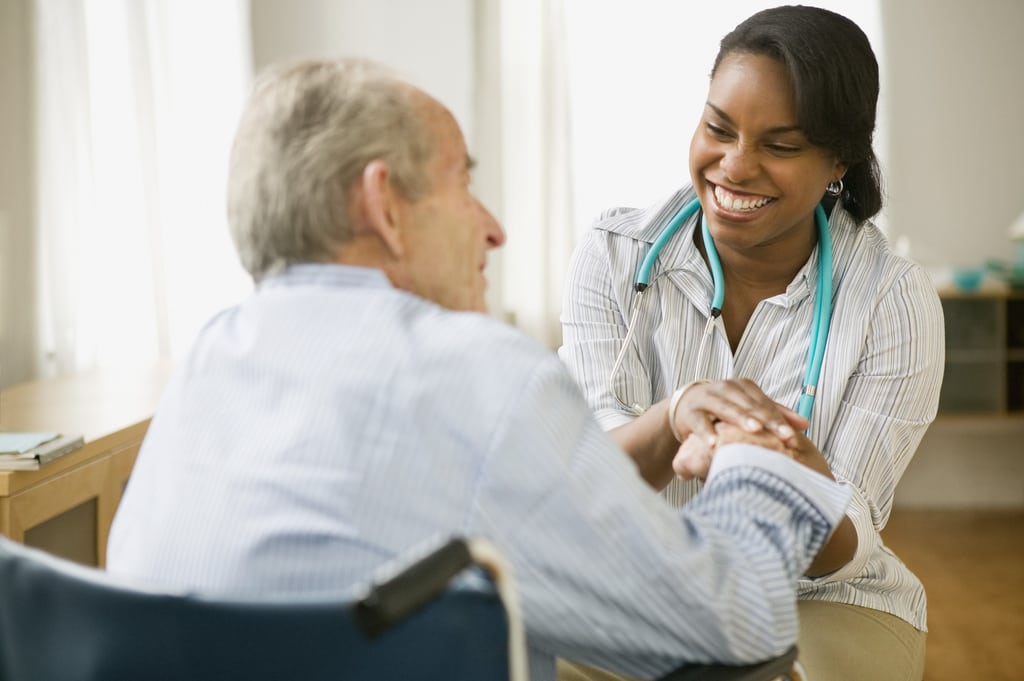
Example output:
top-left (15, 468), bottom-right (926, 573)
top-left (656, 646), bottom-right (798, 681)
top-left (354, 537), bottom-right (474, 637)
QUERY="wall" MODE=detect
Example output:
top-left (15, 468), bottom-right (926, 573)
top-left (0, 0), bottom-right (37, 390)
top-left (882, 0), bottom-right (1024, 271)
top-left (898, 420), bottom-right (1024, 509)
top-left (249, 0), bottom-right (475, 140)
top-left (880, 0), bottom-right (1024, 509)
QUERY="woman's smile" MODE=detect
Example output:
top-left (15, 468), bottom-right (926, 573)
top-left (711, 183), bottom-right (776, 214)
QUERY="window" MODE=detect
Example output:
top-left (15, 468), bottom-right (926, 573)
top-left (34, 0), bottom-right (252, 375)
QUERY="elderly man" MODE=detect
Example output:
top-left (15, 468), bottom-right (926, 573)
top-left (107, 58), bottom-right (849, 681)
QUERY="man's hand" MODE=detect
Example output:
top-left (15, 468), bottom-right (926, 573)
top-left (672, 421), bottom-right (835, 482)
top-left (672, 412), bottom-right (852, 578)
top-left (672, 421), bottom-right (792, 480)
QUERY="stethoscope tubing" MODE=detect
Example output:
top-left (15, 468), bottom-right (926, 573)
top-left (798, 204), bottom-right (833, 419)
top-left (635, 198), bottom-right (702, 292)
top-left (613, 196), bottom-right (833, 423)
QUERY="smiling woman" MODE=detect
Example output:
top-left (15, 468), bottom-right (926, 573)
top-left (558, 5), bottom-right (939, 681)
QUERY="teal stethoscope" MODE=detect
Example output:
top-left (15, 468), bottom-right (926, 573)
top-left (609, 196), bottom-right (834, 421)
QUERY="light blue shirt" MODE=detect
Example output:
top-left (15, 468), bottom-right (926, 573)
top-left (108, 264), bottom-right (850, 681)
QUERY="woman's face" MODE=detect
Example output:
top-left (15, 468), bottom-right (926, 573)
top-left (689, 52), bottom-right (846, 256)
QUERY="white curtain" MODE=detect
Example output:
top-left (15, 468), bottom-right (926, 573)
top-left (33, 0), bottom-right (252, 377)
top-left (479, 0), bottom-right (574, 349)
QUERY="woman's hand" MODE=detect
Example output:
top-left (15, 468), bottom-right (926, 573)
top-left (776, 430), bottom-right (835, 481)
top-left (611, 378), bottom-right (809, 491)
top-left (668, 378), bottom-right (808, 449)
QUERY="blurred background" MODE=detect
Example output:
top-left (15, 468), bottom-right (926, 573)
top-left (0, 1), bottom-right (1021, 677)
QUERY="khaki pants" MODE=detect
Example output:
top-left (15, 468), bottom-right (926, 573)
top-left (795, 601), bottom-right (925, 681)
top-left (557, 601), bottom-right (925, 681)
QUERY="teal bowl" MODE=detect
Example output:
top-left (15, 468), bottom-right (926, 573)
top-left (952, 267), bottom-right (984, 292)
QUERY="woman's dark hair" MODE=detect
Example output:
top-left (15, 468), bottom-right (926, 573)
top-left (712, 5), bottom-right (882, 222)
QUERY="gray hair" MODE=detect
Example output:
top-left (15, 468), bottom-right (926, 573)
top-left (227, 58), bottom-right (435, 281)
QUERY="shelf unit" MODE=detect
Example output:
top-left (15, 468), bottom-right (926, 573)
top-left (938, 292), bottom-right (1024, 415)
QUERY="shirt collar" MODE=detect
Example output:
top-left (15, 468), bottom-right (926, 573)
top-left (604, 184), bottom-right (862, 309)
top-left (594, 185), bottom-right (699, 244)
top-left (258, 263), bottom-right (394, 291)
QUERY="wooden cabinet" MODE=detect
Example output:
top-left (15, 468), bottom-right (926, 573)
top-left (0, 364), bottom-right (172, 566)
top-left (939, 293), bottom-right (1024, 415)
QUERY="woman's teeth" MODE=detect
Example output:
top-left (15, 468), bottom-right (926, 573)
top-left (714, 186), bottom-right (772, 212)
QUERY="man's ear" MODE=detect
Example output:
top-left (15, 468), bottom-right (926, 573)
top-left (359, 160), bottom-right (405, 258)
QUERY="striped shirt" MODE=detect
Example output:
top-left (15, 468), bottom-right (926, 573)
top-left (107, 263), bottom-right (851, 681)
top-left (559, 185), bottom-right (945, 632)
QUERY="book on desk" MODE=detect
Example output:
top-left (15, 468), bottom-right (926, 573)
top-left (0, 432), bottom-right (86, 471)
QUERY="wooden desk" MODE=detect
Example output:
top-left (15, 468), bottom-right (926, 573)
top-left (0, 363), bottom-right (173, 567)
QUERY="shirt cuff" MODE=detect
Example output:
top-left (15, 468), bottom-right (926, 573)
top-left (707, 443), bottom-right (852, 529)
top-left (798, 479), bottom-right (878, 585)
top-left (593, 408), bottom-right (636, 431)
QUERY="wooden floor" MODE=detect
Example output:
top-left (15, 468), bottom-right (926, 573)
top-left (881, 509), bottom-right (1024, 681)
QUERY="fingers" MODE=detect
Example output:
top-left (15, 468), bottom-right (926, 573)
top-left (784, 432), bottom-right (836, 481)
top-left (729, 378), bottom-right (802, 438)
top-left (713, 421), bottom-right (792, 455)
top-left (780, 406), bottom-right (810, 430)
top-left (714, 424), bottom-right (835, 482)
top-left (670, 378), bottom-right (804, 445)
top-left (672, 422), bottom-right (828, 484)
top-left (687, 411), bottom-right (718, 448)
top-left (672, 435), bottom-right (714, 481)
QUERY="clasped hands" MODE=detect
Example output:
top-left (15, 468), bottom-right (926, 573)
top-left (668, 378), bottom-right (834, 482)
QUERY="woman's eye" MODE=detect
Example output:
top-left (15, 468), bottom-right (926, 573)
top-left (706, 123), bottom-right (732, 140)
top-left (767, 143), bottom-right (801, 154)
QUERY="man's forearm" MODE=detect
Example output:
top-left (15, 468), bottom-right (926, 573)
top-left (698, 444), bottom-right (853, 587)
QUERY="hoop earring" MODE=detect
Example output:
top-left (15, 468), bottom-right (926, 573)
top-left (826, 179), bottom-right (844, 197)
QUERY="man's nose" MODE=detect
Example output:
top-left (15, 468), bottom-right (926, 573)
top-left (480, 201), bottom-right (506, 248)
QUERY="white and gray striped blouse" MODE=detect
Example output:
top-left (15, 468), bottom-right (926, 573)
top-left (559, 185), bottom-right (945, 631)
